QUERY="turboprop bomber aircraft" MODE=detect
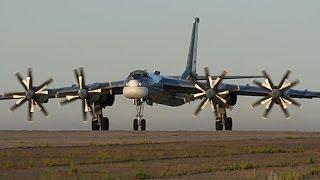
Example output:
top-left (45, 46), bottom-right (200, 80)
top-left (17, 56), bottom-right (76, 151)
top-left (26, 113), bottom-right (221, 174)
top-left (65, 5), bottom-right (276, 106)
top-left (1, 17), bottom-right (320, 131)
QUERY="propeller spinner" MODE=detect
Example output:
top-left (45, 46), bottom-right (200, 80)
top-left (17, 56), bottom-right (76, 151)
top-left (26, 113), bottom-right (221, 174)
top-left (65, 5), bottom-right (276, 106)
top-left (192, 67), bottom-right (231, 117)
top-left (59, 67), bottom-right (101, 121)
top-left (4, 68), bottom-right (53, 121)
top-left (251, 69), bottom-right (301, 119)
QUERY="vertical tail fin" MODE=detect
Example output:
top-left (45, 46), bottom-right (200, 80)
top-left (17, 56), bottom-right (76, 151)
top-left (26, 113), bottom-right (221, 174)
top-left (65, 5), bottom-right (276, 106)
top-left (181, 17), bottom-right (199, 80)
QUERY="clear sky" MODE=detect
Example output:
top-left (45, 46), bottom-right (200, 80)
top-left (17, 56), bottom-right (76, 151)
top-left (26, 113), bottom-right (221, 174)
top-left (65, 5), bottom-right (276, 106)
top-left (0, 0), bottom-right (320, 131)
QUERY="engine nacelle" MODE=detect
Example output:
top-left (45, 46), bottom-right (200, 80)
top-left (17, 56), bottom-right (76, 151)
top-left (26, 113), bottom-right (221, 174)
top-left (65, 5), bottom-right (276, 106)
top-left (92, 94), bottom-right (115, 108)
top-left (225, 94), bottom-right (237, 106)
top-left (38, 95), bottom-right (49, 103)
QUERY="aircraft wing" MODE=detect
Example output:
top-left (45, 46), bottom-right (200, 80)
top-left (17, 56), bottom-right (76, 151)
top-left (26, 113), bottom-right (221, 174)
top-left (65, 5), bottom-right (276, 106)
top-left (0, 80), bottom-right (126, 100)
top-left (229, 84), bottom-right (320, 99)
top-left (50, 80), bottom-right (126, 98)
top-left (197, 75), bottom-right (265, 80)
top-left (169, 75), bottom-right (264, 80)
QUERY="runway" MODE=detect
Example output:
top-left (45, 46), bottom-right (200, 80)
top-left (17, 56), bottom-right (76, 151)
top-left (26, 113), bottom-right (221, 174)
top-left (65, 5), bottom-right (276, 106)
top-left (0, 131), bottom-right (320, 179)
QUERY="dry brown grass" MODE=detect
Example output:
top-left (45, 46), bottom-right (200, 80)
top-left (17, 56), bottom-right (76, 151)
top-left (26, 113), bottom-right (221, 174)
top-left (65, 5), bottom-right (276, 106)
top-left (0, 131), bottom-right (320, 179)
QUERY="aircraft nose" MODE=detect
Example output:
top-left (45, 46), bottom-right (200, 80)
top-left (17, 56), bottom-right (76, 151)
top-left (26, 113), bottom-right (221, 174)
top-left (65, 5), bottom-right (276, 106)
top-left (126, 80), bottom-right (140, 87)
top-left (123, 80), bottom-right (148, 99)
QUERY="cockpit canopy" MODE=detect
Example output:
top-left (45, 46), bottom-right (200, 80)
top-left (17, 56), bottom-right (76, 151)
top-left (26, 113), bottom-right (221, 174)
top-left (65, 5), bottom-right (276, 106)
top-left (128, 70), bottom-right (149, 79)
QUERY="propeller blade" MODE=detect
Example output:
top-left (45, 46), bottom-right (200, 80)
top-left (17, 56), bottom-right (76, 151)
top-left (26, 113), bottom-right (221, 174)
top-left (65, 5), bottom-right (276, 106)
top-left (78, 76), bottom-right (83, 89)
top-left (218, 90), bottom-right (229, 95)
top-left (193, 98), bottom-right (208, 117)
top-left (81, 99), bottom-right (87, 121)
top-left (27, 68), bottom-right (33, 89)
top-left (284, 96), bottom-right (301, 108)
top-left (74, 68), bottom-right (80, 86)
top-left (35, 99), bottom-right (49, 117)
top-left (66, 95), bottom-right (79, 101)
top-left (29, 99), bottom-right (35, 113)
top-left (279, 100), bottom-right (290, 119)
top-left (204, 67), bottom-right (212, 88)
top-left (37, 78), bottom-right (54, 92)
top-left (193, 92), bottom-right (206, 98)
top-left (212, 70), bottom-right (227, 88)
top-left (4, 92), bottom-right (25, 96)
top-left (279, 69), bottom-right (291, 89)
top-left (4, 92), bottom-right (26, 99)
top-left (208, 76), bottom-right (214, 89)
top-left (84, 99), bottom-right (90, 112)
top-left (194, 83), bottom-right (205, 92)
top-left (12, 95), bottom-right (26, 99)
top-left (252, 80), bottom-right (271, 91)
top-left (201, 99), bottom-right (210, 109)
top-left (86, 99), bottom-right (95, 118)
top-left (280, 98), bottom-right (289, 109)
top-left (28, 100), bottom-right (34, 121)
top-left (59, 96), bottom-right (80, 105)
top-left (251, 95), bottom-right (271, 108)
top-left (89, 89), bottom-right (102, 93)
top-left (263, 100), bottom-right (275, 119)
top-left (279, 79), bottom-right (292, 90)
top-left (10, 98), bottom-right (27, 112)
top-left (79, 67), bottom-right (86, 89)
top-left (262, 79), bottom-right (273, 90)
top-left (265, 98), bottom-right (273, 109)
top-left (261, 70), bottom-right (275, 89)
top-left (214, 95), bottom-right (227, 105)
top-left (15, 72), bottom-right (28, 90)
top-left (282, 79), bottom-right (300, 91)
top-left (261, 97), bottom-right (273, 105)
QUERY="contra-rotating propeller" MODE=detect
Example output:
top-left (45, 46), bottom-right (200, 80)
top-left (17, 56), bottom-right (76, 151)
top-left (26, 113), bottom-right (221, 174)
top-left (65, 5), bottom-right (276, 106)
top-left (59, 67), bottom-right (102, 121)
top-left (4, 68), bottom-right (53, 121)
top-left (251, 69), bottom-right (301, 119)
top-left (192, 67), bottom-right (231, 117)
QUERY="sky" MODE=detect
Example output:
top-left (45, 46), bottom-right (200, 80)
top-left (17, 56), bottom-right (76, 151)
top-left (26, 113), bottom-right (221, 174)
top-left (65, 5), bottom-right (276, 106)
top-left (0, 0), bottom-right (320, 131)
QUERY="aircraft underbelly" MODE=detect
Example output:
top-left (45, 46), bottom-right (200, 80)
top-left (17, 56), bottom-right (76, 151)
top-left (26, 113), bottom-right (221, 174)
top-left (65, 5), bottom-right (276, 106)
top-left (149, 93), bottom-right (186, 107)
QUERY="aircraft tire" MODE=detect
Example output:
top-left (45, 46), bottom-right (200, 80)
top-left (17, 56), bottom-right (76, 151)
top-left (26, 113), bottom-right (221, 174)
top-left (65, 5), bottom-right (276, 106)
top-left (216, 120), bottom-right (223, 131)
top-left (141, 119), bottom-right (146, 131)
top-left (225, 117), bottom-right (233, 131)
top-left (92, 120), bottom-right (100, 131)
top-left (101, 117), bottom-right (109, 130)
top-left (133, 119), bottom-right (139, 131)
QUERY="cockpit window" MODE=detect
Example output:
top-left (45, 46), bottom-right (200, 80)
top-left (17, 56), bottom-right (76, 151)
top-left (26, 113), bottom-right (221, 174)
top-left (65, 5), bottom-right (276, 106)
top-left (128, 70), bottom-right (149, 79)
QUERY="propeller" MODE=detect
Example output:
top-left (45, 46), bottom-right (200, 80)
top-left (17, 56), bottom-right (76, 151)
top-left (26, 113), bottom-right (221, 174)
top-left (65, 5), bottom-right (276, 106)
top-left (59, 67), bottom-right (101, 121)
top-left (251, 69), bottom-right (301, 119)
top-left (192, 67), bottom-right (231, 117)
top-left (4, 68), bottom-right (53, 121)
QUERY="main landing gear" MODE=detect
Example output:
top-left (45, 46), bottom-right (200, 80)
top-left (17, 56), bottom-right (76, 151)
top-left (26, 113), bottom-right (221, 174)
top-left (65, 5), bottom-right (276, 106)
top-left (91, 104), bottom-right (109, 131)
top-left (215, 106), bottom-right (233, 131)
top-left (133, 100), bottom-right (146, 131)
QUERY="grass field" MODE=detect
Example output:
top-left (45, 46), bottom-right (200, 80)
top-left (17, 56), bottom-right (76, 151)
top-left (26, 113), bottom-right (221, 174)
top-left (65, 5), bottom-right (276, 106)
top-left (0, 131), bottom-right (320, 179)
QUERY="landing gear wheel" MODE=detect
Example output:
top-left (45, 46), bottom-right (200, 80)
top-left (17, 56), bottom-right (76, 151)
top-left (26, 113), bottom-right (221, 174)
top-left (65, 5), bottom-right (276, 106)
top-left (216, 120), bottom-right (223, 131)
top-left (225, 117), bottom-right (233, 131)
top-left (141, 119), bottom-right (146, 131)
top-left (133, 119), bottom-right (139, 131)
top-left (92, 120), bottom-right (100, 131)
top-left (101, 117), bottom-right (109, 130)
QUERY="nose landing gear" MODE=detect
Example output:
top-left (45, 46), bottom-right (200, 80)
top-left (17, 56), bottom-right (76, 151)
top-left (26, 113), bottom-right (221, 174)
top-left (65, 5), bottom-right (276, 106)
top-left (133, 100), bottom-right (146, 131)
